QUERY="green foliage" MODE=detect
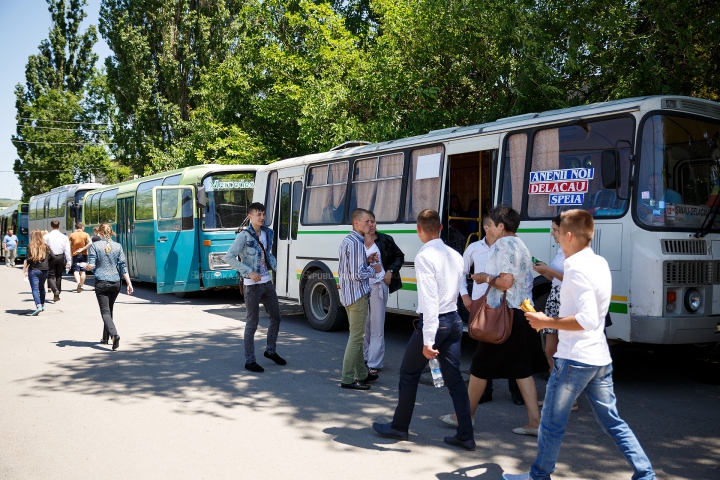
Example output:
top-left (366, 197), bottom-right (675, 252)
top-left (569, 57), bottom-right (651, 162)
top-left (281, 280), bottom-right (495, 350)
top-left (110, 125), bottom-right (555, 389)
top-left (13, 0), bottom-right (118, 201)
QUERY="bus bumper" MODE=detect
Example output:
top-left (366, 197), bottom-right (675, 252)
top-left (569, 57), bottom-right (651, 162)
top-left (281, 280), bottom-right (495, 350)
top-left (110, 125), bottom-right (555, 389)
top-left (17, 247), bottom-right (26, 257)
top-left (631, 315), bottom-right (720, 344)
top-left (202, 269), bottom-right (239, 289)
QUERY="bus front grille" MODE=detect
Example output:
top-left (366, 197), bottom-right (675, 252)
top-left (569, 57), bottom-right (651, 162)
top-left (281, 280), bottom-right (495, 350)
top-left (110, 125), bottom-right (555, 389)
top-left (661, 239), bottom-right (708, 255)
top-left (663, 260), bottom-right (720, 285)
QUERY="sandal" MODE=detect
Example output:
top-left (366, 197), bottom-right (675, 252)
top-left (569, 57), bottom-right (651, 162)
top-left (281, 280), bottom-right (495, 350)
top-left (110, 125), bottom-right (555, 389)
top-left (368, 368), bottom-right (379, 375)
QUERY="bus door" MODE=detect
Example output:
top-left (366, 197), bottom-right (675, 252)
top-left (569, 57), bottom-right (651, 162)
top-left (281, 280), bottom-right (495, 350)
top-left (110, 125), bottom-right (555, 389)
top-left (116, 197), bottom-right (138, 279)
top-left (152, 186), bottom-right (201, 293)
top-left (274, 175), bottom-right (303, 298)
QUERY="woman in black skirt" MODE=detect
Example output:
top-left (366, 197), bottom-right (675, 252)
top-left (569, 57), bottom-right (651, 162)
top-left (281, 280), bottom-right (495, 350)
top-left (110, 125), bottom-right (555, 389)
top-left (442, 206), bottom-right (548, 435)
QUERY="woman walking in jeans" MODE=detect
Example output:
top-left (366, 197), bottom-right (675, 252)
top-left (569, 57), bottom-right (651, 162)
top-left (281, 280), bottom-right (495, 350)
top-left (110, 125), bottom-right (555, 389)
top-left (23, 229), bottom-right (50, 316)
top-left (86, 223), bottom-right (133, 350)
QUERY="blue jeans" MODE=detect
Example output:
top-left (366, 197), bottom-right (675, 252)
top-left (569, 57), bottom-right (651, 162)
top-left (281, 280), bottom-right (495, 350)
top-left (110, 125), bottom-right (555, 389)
top-left (391, 312), bottom-right (473, 442)
top-left (29, 269), bottom-right (48, 307)
top-left (531, 358), bottom-right (655, 480)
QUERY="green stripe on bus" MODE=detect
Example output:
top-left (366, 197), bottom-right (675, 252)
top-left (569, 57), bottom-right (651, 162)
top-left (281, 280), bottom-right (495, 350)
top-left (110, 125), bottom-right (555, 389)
top-left (517, 228), bottom-right (551, 233)
top-left (401, 283), bottom-right (417, 291)
top-left (609, 302), bottom-right (628, 314)
top-left (297, 230), bottom-right (350, 234)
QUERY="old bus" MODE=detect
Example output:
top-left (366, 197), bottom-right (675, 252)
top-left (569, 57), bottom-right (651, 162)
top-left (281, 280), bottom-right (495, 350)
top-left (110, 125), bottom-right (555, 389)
top-left (29, 183), bottom-right (104, 235)
top-left (0, 203), bottom-right (29, 261)
top-left (253, 96), bottom-right (720, 345)
top-left (82, 164), bottom-right (259, 294)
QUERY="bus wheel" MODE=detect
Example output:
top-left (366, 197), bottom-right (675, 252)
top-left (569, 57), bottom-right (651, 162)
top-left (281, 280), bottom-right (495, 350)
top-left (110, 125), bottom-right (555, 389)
top-left (303, 272), bottom-right (347, 331)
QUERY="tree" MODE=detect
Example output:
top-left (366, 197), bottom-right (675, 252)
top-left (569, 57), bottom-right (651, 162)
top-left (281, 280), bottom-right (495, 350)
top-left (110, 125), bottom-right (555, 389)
top-left (13, 0), bottom-right (115, 201)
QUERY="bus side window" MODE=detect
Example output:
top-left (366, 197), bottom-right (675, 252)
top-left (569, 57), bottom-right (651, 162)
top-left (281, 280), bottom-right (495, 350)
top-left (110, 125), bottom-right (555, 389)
top-left (264, 171), bottom-right (278, 227)
top-left (181, 189), bottom-right (193, 230)
top-left (351, 153), bottom-right (403, 222)
top-left (302, 161), bottom-right (348, 225)
top-left (500, 133), bottom-right (527, 212)
top-left (404, 146), bottom-right (444, 221)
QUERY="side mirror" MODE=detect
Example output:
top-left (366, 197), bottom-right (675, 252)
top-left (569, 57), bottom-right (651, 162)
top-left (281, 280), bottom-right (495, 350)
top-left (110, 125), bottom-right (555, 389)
top-left (601, 150), bottom-right (618, 189)
top-left (196, 186), bottom-right (207, 208)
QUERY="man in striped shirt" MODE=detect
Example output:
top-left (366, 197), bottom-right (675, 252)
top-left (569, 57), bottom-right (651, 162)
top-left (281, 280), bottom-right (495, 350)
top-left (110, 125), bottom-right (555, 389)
top-left (338, 208), bottom-right (382, 390)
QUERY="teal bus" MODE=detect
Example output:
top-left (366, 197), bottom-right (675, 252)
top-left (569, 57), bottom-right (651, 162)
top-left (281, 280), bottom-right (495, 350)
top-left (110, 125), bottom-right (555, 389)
top-left (82, 164), bottom-right (259, 294)
top-left (0, 203), bottom-right (29, 261)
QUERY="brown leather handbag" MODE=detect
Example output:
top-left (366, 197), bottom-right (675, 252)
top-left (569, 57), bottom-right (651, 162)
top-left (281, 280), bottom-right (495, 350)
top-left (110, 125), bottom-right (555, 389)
top-left (468, 277), bottom-right (513, 344)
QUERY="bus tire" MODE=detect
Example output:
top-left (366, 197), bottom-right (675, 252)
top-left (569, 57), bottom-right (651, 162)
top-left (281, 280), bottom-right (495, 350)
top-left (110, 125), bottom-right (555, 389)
top-left (303, 271), bottom-right (347, 331)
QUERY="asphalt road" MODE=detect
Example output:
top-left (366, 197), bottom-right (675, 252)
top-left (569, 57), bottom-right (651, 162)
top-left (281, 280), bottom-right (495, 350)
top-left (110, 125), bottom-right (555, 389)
top-left (1, 265), bottom-right (718, 479)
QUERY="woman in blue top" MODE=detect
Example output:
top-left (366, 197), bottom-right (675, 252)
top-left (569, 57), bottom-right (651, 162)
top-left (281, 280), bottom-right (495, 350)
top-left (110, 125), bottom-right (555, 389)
top-left (87, 223), bottom-right (134, 350)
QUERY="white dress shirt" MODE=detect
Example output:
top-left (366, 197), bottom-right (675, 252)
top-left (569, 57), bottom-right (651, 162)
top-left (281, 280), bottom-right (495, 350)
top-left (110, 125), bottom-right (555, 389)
top-left (557, 247), bottom-right (612, 366)
top-left (460, 238), bottom-right (492, 300)
top-left (43, 230), bottom-right (71, 264)
top-left (415, 238), bottom-right (464, 346)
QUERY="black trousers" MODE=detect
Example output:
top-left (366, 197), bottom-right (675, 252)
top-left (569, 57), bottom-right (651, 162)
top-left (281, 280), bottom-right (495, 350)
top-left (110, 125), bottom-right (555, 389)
top-left (95, 280), bottom-right (121, 338)
top-left (47, 254), bottom-right (65, 294)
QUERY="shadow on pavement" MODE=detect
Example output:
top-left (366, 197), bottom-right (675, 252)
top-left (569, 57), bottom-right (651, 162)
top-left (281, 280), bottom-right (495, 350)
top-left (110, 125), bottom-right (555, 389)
top-left (5, 309), bottom-right (34, 315)
top-left (13, 287), bottom-right (720, 479)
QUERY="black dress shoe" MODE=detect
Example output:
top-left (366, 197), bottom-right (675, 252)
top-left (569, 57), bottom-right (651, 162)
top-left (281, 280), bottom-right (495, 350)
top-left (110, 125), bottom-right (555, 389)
top-left (372, 422), bottom-right (408, 440)
top-left (479, 391), bottom-right (493, 404)
top-left (444, 435), bottom-right (476, 451)
top-left (359, 372), bottom-right (379, 383)
top-left (100, 337), bottom-right (109, 345)
top-left (264, 351), bottom-right (287, 365)
top-left (111, 335), bottom-right (120, 351)
top-left (245, 362), bottom-right (265, 372)
top-left (511, 391), bottom-right (525, 405)
top-left (341, 380), bottom-right (370, 390)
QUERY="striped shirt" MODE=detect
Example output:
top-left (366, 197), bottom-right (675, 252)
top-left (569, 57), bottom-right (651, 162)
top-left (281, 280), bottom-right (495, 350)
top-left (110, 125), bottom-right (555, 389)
top-left (337, 230), bottom-right (375, 306)
top-left (88, 240), bottom-right (128, 282)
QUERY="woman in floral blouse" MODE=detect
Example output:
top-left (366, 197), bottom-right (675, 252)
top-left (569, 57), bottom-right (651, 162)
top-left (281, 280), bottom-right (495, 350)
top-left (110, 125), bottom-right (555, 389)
top-left (441, 206), bottom-right (548, 436)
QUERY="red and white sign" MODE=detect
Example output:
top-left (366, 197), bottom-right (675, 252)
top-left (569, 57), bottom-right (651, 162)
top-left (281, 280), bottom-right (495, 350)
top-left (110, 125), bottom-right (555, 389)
top-left (528, 181), bottom-right (588, 195)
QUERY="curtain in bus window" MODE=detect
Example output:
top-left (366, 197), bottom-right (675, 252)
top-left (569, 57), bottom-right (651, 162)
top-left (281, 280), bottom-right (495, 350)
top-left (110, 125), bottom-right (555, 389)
top-left (264, 171), bottom-right (278, 226)
top-left (528, 129), bottom-right (560, 218)
top-left (352, 154), bottom-right (403, 222)
top-left (501, 133), bottom-right (527, 212)
top-left (405, 147), bottom-right (444, 221)
top-left (303, 162), bottom-right (348, 224)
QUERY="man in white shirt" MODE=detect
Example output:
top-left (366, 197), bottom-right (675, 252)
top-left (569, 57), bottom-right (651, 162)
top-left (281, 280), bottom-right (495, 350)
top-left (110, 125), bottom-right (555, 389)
top-left (44, 220), bottom-right (71, 302)
top-left (373, 209), bottom-right (475, 451)
top-left (504, 210), bottom-right (655, 480)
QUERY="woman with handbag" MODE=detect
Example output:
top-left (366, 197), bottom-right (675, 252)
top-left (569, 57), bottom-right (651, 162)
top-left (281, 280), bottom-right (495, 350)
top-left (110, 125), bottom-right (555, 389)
top-left (441, 206), bottom-right (548, 435)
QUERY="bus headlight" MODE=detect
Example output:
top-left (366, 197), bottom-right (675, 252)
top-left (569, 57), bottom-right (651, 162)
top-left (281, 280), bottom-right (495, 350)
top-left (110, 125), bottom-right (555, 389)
top-left (208, 252), bottom-right (232, 270)
top-left (684, 289), bottom-right (701, 313)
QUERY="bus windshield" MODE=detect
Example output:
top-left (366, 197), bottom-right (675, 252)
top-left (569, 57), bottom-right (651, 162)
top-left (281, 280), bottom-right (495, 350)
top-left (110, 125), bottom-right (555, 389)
top-left (637, 114), bottom-right (720, 231)
top-left (202, 172), bottom-right (256, 229)
top-left (19, 212), bottom-right (28, 235)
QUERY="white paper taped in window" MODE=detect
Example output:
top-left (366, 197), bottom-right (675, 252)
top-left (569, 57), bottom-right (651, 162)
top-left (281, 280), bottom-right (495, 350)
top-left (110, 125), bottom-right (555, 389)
top-left (416, 153), bottom-right (442, 180)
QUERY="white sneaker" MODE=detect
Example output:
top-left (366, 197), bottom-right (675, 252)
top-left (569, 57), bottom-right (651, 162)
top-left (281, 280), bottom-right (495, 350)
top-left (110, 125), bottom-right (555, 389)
top-left (503, 473), bottom-right (531, 480)
top-left (439, 414), bottom-right (475, 427)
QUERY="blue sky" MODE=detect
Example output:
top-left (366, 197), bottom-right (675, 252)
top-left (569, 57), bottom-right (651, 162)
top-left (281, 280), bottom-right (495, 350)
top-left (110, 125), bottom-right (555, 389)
top-left (0, 0), bottom-right (111, 200)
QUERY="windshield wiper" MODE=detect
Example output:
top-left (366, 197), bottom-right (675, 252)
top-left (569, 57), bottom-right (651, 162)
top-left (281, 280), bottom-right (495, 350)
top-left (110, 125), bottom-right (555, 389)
top-left (696, 187), bottom-right (720, 238)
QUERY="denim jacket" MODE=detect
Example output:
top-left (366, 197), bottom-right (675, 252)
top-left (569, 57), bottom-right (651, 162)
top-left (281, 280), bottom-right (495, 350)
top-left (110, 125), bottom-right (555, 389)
top-left (224, 226), bottom-right (277, 278)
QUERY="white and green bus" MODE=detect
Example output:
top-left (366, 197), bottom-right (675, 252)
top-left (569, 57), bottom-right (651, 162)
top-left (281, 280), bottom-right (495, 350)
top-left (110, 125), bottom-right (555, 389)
top-left (252, 95), bottom-right (720, 345)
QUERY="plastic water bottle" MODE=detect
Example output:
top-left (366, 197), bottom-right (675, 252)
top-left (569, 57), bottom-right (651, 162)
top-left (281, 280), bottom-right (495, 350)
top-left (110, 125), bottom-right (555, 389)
top-left (429, 358), bottom-right (444, 388)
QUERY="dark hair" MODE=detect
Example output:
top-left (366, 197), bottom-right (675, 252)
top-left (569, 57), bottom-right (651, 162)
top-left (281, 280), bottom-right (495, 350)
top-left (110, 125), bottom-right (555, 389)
top-left (551, 214), bottom-right (562, 227)
top-left (559, 209), bottom-right (594, 245)
top-left (482, 215), bottom-right (493, 227)
top-left (248, 202), bottom-right (265, 214)
top-left (350, 208), bottom-right (371, 224)
top-left (488, 205), bottom-right (520, 233)
top-left (75, 222), bottom-right (84, 230)
top-left (417, 209), bottom-right (441, 234)
top-left (50, 220), bottom-right (60, 229)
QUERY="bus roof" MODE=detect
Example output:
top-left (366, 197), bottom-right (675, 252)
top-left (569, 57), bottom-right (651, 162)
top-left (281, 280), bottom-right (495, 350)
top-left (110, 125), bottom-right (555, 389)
top-left (260, 95), bottom-right (720, 171)
top-left (84, 163), bottom-right (261, 197)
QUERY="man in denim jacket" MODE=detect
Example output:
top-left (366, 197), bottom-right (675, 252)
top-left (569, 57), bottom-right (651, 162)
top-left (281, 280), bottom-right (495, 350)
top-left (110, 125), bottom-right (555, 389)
top-left (224, 202), bottom-right (286, 373)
